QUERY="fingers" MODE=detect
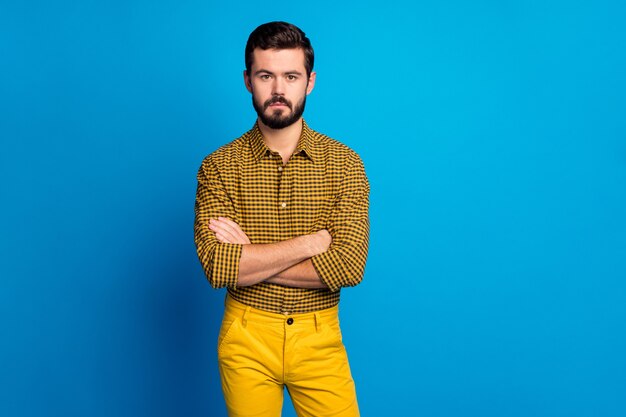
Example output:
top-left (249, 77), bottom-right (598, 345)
top-left (213, 229), bottom-right (232, 244)
top-left (306, 229), bottom-right (332, 256)
top-left (209, 217), bottom-right (251, 244)
top-left (209, 218), bottom-right (239, 243)
top-left (216, 217), bottom-right (247, 240)
top-left (218, 217), bottom-right (250, 243)
top-left (317, 229), bottom-right (331, 240)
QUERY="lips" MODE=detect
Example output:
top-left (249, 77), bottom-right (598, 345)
top-left (265, 97), bottom-right (291, 110)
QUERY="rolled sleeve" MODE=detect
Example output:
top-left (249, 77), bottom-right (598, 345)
top-left (193, 158), bottom-right (242, 289)
top-left (311, 155), bottom-right (370, 292)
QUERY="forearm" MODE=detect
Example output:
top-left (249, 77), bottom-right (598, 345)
top-left (265, 259), bottom-right (328, 289)
top-left (238, 235), bottom-right (320, 287)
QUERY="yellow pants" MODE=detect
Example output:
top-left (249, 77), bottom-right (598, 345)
top-left (217, 295), bottom-right (360, 417)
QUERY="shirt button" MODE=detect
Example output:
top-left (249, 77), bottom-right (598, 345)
top-left (281, 202), bottom-right (287, 208)
top-left (278, 166), bottom-right (283, 172)
top-left (286, 318), bottom-right (294, 325)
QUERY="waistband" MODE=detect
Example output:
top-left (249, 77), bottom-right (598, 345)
top-left (224, 294), bottom-right (339, 329)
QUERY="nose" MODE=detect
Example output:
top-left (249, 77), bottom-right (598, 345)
top-left (272, 77), bottom-right (285, 95)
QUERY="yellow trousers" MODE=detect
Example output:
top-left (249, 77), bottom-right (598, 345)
top-left (217, 295), bottom-right (360, 417)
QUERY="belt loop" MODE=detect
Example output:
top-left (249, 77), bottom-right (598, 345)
top-left (242, 306), bottom-right (251, 328)
top-left (314, 312), bottom-right (321, 333)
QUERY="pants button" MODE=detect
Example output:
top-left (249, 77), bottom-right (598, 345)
top-left (286, 318), bottom-right (294, 325)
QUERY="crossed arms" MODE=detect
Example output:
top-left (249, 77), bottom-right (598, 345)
top-left (208, 217), bottom-right (330, 288)
top-left (194, 152), bottom-right (370, 292)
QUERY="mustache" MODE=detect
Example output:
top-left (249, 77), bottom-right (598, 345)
top-left (264, 96), bottom-right (292, 110)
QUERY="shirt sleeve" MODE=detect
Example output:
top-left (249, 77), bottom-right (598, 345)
top-left (193, 157), bottom-right (242, 289)
top-left (311, 153), bottom-right (370, 292)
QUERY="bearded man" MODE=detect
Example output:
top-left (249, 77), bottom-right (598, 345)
top-left (194, 21), bottom-right (369, 417)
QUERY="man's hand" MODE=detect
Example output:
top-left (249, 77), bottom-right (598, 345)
top-left (309, 229), bottom-right (332, 256)
top-left (209, 217), bottom-right (251, 244)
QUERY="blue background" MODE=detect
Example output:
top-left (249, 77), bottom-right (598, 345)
top-left (1, 1), bottom-right (625, 416)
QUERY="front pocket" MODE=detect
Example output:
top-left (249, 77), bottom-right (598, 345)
top-left (326, 321), bottom-right (344, 344)
top-left (217, 318), bottom-right (239, 354)
top-left (296, 195), bottom-right (335, 233)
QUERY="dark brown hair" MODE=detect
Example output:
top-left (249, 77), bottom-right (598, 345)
top-left (245, 21), bottom-right (314, 77)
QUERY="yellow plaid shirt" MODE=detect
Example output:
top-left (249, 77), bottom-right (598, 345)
top-left (194, 120), bottom-right (369, 314)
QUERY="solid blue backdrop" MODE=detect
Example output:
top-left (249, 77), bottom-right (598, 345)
top-left (1, 1), bottom-right (625, 416)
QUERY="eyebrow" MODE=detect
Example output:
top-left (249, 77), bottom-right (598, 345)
top-left (254, 69), bottom-right (304, 76)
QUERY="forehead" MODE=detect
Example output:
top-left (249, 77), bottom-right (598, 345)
top-left (251, 48), bottom-right (307, 72)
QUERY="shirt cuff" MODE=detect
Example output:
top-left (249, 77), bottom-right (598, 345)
top-left (311, 251), bottom-right (343, 293)
top-left (211, 243), bottom-right (242, 289)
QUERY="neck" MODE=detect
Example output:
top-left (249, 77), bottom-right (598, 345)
top-left (257, 118), bottom-right (303, 165)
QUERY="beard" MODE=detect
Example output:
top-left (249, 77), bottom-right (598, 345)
top-left (252, 93), bottom-right (306, 130)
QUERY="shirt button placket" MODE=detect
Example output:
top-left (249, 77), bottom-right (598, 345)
top-left (278, 162), bottom-right (290, 234)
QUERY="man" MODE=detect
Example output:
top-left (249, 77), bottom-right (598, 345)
top-left (194, 21), bottom-right (369, 417)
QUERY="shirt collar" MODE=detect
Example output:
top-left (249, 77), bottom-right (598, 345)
top-left (248, 119), bottom-right (316, 163)
top-left (249, 123), bottom-right (269, 162)
top-left (295, 120), bottom-right (315, 162)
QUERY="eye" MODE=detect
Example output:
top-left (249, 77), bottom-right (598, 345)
top-left (287, 75), bottom-right (298, 81)
top-left (259, 74), bottom-right (271, 80)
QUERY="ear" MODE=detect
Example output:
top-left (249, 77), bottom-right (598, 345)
top-left (306, 71), bottom-right (316, 95)
top-left (244, 70), bottom-right (253, 93)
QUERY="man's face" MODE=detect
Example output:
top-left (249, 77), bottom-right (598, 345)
top-left (245, 48), bottom-right (316, 130)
